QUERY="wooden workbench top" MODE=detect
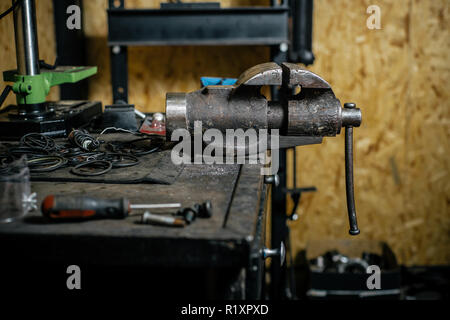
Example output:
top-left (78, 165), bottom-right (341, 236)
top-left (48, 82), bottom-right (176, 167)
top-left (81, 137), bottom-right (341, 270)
top-left (0, 162), bottom-right (266, 267)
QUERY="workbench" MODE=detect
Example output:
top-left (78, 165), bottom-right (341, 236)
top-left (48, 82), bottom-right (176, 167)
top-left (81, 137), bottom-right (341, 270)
top-left (0, 161), bottom-right (268, 299)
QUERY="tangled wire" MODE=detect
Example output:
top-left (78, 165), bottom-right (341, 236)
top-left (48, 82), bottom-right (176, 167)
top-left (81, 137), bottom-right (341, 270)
top-left (0, 131), bottom-right (163, 176)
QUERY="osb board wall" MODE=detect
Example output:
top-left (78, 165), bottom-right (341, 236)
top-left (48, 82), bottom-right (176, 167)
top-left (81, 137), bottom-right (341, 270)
top-left (286, 0), bottom-right (449, 265)
top-left (0, 0), bottom-right (448, 265)
top-left (82, 0), bottom-right (272, 111)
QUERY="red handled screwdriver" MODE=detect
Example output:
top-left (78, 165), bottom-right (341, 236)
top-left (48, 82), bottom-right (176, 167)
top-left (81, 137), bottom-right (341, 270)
top-left (41, 195), bottom-right (180, 220)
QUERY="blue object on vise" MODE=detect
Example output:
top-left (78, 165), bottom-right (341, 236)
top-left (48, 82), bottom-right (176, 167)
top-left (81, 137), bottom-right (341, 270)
top-left (200, 77), bottom-right (237, 87)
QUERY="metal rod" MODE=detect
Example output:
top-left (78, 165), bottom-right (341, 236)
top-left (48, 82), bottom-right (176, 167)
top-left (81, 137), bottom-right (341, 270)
top-left (13, 0), bottom-right (40, 76)
top-left (345, 126), bottom-right (360, 235)
top-left (293, 147), bottom-right (297, 189)
top-left (130, 203), bottom-right (181, 210)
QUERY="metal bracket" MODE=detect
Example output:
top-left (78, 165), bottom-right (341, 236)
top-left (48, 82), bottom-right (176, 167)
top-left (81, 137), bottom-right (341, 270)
top-left (262, 242), bottom-right (286, 267)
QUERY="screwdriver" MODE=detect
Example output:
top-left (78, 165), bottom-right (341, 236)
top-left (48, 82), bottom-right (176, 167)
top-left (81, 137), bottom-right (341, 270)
top-left (41, 195), bottom-right (181, 220)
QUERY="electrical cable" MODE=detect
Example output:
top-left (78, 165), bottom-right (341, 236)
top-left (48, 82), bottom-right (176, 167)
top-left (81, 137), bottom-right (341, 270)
top-left (71, 160), bottom-right (112, 176)
top-left (39, 57), bottom-right (58, 70)
top-left (0, 153), bottom-right (15, 175)
top-left (66, 152), bottom-right (105, 166)
top-left (103, 153), bottom-right (140, 168)
top-left (27, 156), bottom-right (66, 173)
top-left (20, 133), bottom-right (57, 151)
top-left (113, 137), bottom-right (162, 156)
top-left (99, 127), bottom-right (140, 136)
top-left (2, 131), bottom-right (162, 177)
top-left (0, 85), bottom-right (12, 110)
top-left (7, 146), bottom-right (49, 159)
top-left (0, 0), bottom-right (21, 20)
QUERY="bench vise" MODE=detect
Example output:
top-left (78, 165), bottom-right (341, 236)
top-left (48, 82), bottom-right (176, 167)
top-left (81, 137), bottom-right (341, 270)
top-left (165, 62), bottom-right (362, 235)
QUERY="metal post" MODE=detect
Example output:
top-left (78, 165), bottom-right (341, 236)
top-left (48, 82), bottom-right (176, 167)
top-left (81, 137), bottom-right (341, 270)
top-left (290, 0), bottom-right (314, 65)
top-left (110, 45), bottom-right (128, 104)
top-left (13, 0), bottom-right (40, 76)
top-left (53, 0), bottom-right (88, 100)
top-left (108, 0), bottom-right (128, 104)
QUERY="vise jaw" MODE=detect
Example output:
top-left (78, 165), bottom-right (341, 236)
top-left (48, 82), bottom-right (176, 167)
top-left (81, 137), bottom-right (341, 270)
top-left (166, 62), bottom-right (361, 148)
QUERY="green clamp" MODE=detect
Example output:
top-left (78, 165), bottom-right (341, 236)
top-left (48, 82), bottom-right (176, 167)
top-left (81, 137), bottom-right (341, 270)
top-left (3, 66), bottom-right (97, 105)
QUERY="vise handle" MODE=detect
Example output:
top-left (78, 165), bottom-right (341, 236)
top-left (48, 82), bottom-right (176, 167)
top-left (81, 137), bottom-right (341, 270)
top-left (343, 103), bottom-right (360, 235)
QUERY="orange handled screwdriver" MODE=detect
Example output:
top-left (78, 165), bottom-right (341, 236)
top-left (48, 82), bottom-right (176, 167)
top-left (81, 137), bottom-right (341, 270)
top-left (41, 195), bottom-right (181, 220)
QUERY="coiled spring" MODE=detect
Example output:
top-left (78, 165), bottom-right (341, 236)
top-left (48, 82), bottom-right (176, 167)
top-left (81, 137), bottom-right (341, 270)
top-left (68, 130), bottom-right (100, 151)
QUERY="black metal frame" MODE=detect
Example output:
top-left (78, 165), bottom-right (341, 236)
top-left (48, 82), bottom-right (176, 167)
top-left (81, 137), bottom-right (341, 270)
top-left (107, 0), bottom-right (315, 300)
top-left (107, 0), bottom-right (314, 104)
top-left (52, 0), bottom-right (89, 100)
top-left (108, 7), bottom-right (289, 46)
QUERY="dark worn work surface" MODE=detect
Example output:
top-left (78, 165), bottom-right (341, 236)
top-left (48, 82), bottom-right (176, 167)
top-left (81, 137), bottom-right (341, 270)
top-left (0, 163), bottom-right (265, 267)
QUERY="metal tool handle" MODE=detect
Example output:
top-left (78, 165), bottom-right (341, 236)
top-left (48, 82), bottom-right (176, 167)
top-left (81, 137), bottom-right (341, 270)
top-left (344, 103), bottom-right (360, 235)
top-left (41, 195), bottom-right (129, 219)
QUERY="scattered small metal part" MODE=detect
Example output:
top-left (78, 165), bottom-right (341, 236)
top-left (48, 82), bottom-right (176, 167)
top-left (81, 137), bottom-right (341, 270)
top-left (141, 211), bottom-right (185, 227)
top-left (175, 200), bottom-right (213, 224)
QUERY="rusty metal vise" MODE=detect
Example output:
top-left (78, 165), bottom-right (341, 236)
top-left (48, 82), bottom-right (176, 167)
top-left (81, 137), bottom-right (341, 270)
top-left (165, 62), bottom-right (361, 235)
